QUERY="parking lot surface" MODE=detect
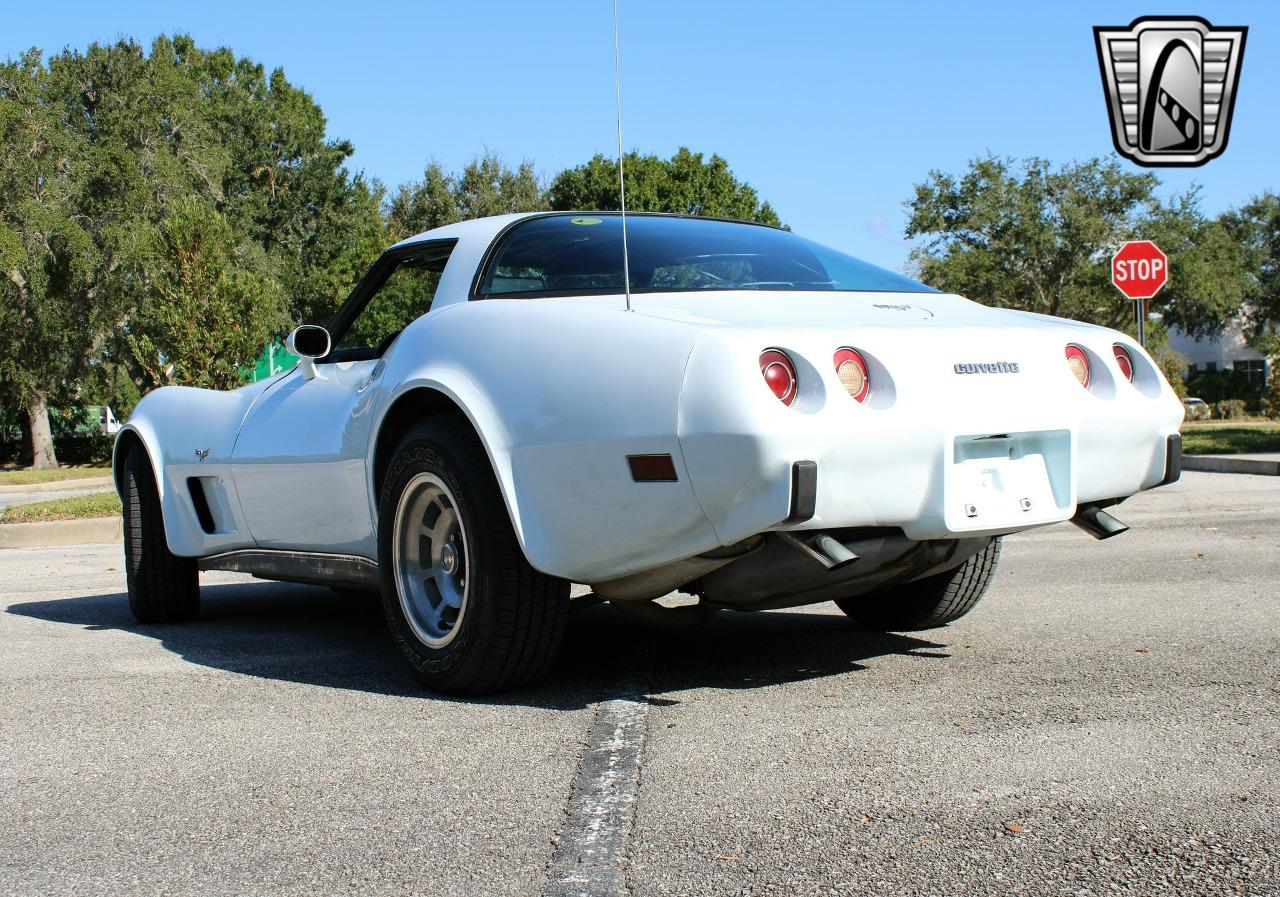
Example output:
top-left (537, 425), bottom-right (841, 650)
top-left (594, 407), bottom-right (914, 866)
top-left (2, 471), bottom-right (1277, 896)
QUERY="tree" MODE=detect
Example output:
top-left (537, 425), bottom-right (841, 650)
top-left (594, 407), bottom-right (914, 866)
top-left (1, 37), bottom-right (246, 467)
top-left (1144, 189), bottom-right (1252, 337)
top-left (1220, 193), bottom-right (1280, 356)
top-left (377, 153), bottom-right (549, 334)
top-left (904, 155), bottom-right (1249, 332)
top-left (187, 40), bottom-right (389, 324)
top-left (0, 51), bottom-right (99, 468)
top-left (125, 198), bottom-right (288, 391)
top-left (390, 152), bottom-right (548, 238)
top-left (549, 147), bottom-right (781, 226)
top-left (4, 35), bottom-right (374, 468)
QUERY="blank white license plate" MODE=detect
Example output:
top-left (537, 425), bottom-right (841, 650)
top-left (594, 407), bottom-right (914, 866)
top-left (945, 430), bottom-right (1072, 532)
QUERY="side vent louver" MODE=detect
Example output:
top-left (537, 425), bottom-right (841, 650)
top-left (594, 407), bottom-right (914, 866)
top-left (187, 477), bottom-right (217, 534)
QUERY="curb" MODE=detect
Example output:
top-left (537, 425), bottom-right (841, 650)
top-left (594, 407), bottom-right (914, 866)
top-left (1181, 454), bottom-right (1280, 476)
top-left (0, 517), bottom-right (122, 550)
top-left (0, 476), bottom-right (113, 495)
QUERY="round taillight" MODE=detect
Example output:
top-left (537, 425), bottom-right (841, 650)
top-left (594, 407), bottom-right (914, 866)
top-left (759, 349), bottom-right (797, 406)
top-left (833, 347), bottom-right (870, 402)
top-left (1113, 344), bottom-right (1134, 382)
top-left (1064, 344), bottom-right (1091, 389)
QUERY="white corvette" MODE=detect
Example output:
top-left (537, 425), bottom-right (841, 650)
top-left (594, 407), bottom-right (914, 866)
top-left (115, 212), bottom-right (1184, 693)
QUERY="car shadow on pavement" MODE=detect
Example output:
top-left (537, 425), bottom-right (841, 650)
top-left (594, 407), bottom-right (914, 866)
top-left (8, 580), bottom-right (950, 710)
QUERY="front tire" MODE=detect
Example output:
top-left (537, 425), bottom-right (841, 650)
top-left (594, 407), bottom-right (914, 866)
top-left (378, 417), bottom-right (569, 695)
top-left (836, 538), bottom-right (1001, 630)
top-left (121, 447), bottom-right (200, 623)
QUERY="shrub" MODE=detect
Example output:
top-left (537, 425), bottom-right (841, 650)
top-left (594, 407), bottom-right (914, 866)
top-left (1159, 355), bottom-right (1188, 399)
top-left (1186, 368), bottom-right (1256, 404)
top-left (1263, 365), bottom-right (1280, 421)
top-left (1184, 401), bottom-right (1212, 421)
top-left (1214, 399), bottom-right (1248, 420)
top-left (0, 434), bottom-right (111, 465)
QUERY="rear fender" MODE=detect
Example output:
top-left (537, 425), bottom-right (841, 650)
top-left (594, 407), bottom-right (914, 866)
top-left (369, 300), bottom-right (719, 582)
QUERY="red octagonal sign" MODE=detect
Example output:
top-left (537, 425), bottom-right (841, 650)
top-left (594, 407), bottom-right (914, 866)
top-left (1111, 240), bottom-right (1168, 300)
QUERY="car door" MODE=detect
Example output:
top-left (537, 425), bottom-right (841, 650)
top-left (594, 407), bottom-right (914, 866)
top-left (230, 240), bottom-right (455, 556)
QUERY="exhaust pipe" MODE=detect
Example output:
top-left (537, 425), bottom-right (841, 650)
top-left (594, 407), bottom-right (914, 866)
top-left (776, 531), bottom-right (860, 571)
top-left (1071, 504), bottom-right (1129, 540)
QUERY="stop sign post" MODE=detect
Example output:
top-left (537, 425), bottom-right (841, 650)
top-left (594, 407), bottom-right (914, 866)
top-left (1111, 240), bottom-right (1168, 348)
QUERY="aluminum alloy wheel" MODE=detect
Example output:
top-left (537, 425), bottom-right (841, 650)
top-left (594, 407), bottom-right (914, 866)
top-left (392, 472), bottom-right (470, 648)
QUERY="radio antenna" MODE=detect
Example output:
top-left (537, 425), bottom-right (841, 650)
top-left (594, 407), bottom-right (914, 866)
top-left (611, 0), bottom-right (633, 312)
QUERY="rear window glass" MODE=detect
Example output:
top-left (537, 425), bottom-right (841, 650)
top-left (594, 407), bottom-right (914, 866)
top-left (477, 214), bottom-right (935, 297)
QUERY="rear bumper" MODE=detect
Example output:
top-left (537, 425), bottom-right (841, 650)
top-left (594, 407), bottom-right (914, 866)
top-left (517, 329), bottom-right (1184, 586)
top-left (680, 422), bottom-right (1182, 545)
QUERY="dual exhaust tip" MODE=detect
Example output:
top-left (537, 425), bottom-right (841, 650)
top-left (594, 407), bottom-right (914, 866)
top-left (779, 503), bottom-right (1127, 570)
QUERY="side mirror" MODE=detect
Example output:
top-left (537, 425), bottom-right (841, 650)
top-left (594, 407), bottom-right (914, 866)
top-left (286, 325), bottom-right (331, 380)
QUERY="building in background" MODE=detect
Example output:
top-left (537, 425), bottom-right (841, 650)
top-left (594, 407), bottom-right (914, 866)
top-left (1168, 322), bottom-right (1270, 391)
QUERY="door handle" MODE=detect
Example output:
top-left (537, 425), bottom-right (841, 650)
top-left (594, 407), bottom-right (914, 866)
top-left (356, 359), bottom-right (386, 393)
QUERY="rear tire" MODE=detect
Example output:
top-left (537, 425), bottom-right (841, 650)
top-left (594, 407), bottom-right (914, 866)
top-left (121, 447), bottom-right (200, 623)
top-left (836, 538), bottom-right (1001, 630)
top-left (378, 417), bottom-right (569, 695)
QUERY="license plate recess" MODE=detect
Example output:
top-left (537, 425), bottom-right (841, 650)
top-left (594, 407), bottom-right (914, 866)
top-left (944, 430), bottom-right (1073, 532)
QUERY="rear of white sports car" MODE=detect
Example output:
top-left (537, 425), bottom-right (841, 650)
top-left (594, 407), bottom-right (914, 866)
top-left (653, 292), bottom-right (1184, 612)
top-left (583, 287), bottom-right (1183, 616)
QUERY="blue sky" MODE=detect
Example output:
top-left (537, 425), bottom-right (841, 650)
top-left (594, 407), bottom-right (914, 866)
top-left (5, 1), bottom-right (1276, 271)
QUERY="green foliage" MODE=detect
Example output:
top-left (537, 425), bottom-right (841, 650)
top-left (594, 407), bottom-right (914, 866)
top-left (51, 433), bottom-right (114, 465)
top-left (0, 51), bottom-right (97, 401)
top-left (549, 147), bottom-right (782, 226)
top-left (1185, 368), bottom-right (1256, 404)
top-left (1262, 365), bottom-right (1280, 421)
top-left (1221, 192), bottom-right (1280, 349)
top-left (905, 155), bottom-right (1250, 332)
top-left (76, 360), bottom-right (142, 420)
top-left (1144, 188), bottom-right (1254, 337)
top-left (0, 49), bottom-right (105, 466)
top-left (0, 465), bottom-right (109, 486)
top-left (283, 177), bottom-right (387, 325)
top-left (0, 490), bottom-right (120, 522)
top-left (1213, 399), bottom-right (1249, 421)
top-left (1, 32), bottom-right (394, 458)
top-left (341, 261), bottom-right (442, 350)
top-left (1180, 423), bottom-right (1280, 455)
top-left (1160, 355), bottom-right (1189, 400)
top-left (192, 42), bottom-right (389, 324)
top-left (390, 152), bottom-right (548, 239)
top-left (126, 198), bottom-right (289, 391)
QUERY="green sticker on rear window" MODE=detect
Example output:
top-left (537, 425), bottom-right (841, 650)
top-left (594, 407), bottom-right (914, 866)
top-left (570, 216), bottom-right (603, 225)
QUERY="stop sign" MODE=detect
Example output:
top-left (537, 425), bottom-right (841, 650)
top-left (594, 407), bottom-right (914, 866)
top-left (1111, 240), bottom-right (1168, 300)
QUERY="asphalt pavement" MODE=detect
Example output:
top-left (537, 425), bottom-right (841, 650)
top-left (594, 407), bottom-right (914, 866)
top-left (1, 471), bottom-right (1277, 896)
